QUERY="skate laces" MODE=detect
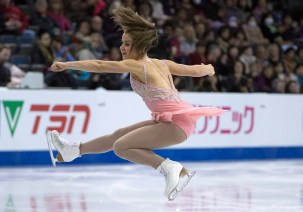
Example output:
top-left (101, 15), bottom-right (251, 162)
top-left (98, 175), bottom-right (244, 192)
top-left (160, 166), bottom-right (170, 184)
top-left (53, 132), bottom-right (79, 150)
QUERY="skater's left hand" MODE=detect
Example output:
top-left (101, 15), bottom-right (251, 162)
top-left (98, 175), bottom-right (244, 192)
top-left (201, 63), bottom-right (215, 76)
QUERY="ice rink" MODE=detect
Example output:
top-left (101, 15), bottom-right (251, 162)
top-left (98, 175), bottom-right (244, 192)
top-left (1, 160), bottom-right (303, 212)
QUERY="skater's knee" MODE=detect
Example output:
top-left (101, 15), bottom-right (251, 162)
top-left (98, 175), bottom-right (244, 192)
top-left (111, 127), bottom-right (128, 139)
top-left (113, 141), bottom-right (126, 157)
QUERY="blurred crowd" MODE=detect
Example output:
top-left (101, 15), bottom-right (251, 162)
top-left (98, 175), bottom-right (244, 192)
top-left (0, 0), bottom-right (302, 93)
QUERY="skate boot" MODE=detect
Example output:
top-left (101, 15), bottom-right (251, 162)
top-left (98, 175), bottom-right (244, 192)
top-left (157, 158), bottom-right (196, 201)
top-left (46, 130), bottom-right (81, 167)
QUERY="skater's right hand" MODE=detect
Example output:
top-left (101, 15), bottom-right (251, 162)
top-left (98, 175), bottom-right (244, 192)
top-left (51, 61), bottom-right (66, 72)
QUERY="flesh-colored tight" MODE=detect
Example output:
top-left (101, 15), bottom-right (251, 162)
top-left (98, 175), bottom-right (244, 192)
top-left (79, 120), bottom-right (187, 169)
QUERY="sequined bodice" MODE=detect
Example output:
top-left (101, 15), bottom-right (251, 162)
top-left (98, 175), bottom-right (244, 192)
top-left (130, 59), bottom-right (182, 103)
top-left (130, 76), bottom-right (182, 102)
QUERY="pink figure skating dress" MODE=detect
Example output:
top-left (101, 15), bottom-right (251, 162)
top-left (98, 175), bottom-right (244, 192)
top-left (130, 58), bottom-right (226, 138)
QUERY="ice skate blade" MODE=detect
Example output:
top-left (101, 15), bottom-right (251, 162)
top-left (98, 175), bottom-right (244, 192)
top-left (176, 170), bottom-right (196, 192)
top-left (167, 170), bottom-right (196, 201)
top-left (46, 131), bottom-right (57, 168)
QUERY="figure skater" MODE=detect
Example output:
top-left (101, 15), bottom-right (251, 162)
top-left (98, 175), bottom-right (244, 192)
top-left (47, 7), bottom-right (226, 200)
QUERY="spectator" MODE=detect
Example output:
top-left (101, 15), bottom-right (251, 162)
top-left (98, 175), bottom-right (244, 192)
top-left (47, 0), bottom-right (72, 37)
top-left (76, 32), bottom-right (106, 60)
top-left (226, 45), bottom-right (240, 71)
top-left (249, 62), bottom-right (261, 91)
top-left (237, 0), bottom-right (252, 21)
top-left (217, 26), bottom-right (231, 53)
top-left (223, 0), bottom-right (245, 25)
top-left (255, 44), bottom-right (268, 70)
top-left (138, 1), bottom-right (154, 23)
top-left (260, 13), bottom-right (281, 43)
top-left (273, 61), bottom-right (286, 81)
top-left (295, 47), bottom-right (303, 65)
top-left (203, 30), bottom-right (216, 44)
top-left (242, 15), bottom-right (269, 45)
top-left (295, 64), bottom-right (303, 87)
top-left (195, 75), bottom-right (220, 92)
top-left (162, 20), bottom-right (175, 45)
top-left (167, 26), bottom-right (185, 63)
top-left (239, 45), bottom-right (256, 75)
top-left (278, 13), bottom-right (300, 43)
top-left (283, 47), bottom-right (298, 76)
top-left (204, 42), bottom-right (221, 67)
top-left (179, 0), bottom-right (198, 23)
top-left (180, 24), bottom-right (198, 57)
top-left (1, 0), bottom-right (301, 93)
top-left (255, 65), bottom-right (275, 92)
top-left (54, 37), bottom-right (91, 87)
top-left (90, 16), bottom-right (109, 50)
top-left (202, 0), bottom-right (220, 22)
top-left (267, 42), bottom-right (281, 66)
top-left (230, 29), bottom-right (250, 48)
top-left (0, 0), bottom-right (29, 34)
top-left (272, 79), bottom-right (285, 93)
top-left (253, 0), bottom-right (270, 22)
top-left (0, 13), bottom-right (5, 32)
top-left (123, 0), bottom-right (136, 11)
top-left (285, 80), bottom-right (300, 94)
top-left (172, 8), bottom-right (188, 28)
top-left (53, 37), bottom-right (75, 62)
top-left (85, 0), bottom-right (106, 17)
top-left (216, 53), bottom-right (230, 77)
top-left (188, 41), bottom-right (206, 65)
top-left (108, 0), bottom-right (123, 16)
top-left (0, 44), bottom-right (25, 87)
top-left (45, 37), bottom-right (79, 88)
top-left (299, 16), bottom-right (303, 40)
top-left (74, 20), bottom-right (92, 44)
top-left (30, 0), bottom-right (57, 36)
top-left (31, 30), bottom-right (55, 70)
top-left (90, 46), bottom-right (123, 90)
top-left (150, 0), bottom-right (169, 26)
top-left (162, 0), bottom-right (179, 17)
top-left (174, 76), bottom-right (194, 91)
top-left (195, 22), bottom-right (206, 40)
top-left (188, 41), bottom-right (207, 87)
top-left (62, 0), bottom-right (89, 23)
top-left (0, 44), bottom-right (12, 86)
top-left (91, 16), bottom-right (103, 34)
top-left (222, 60), bottom-right (247, 92)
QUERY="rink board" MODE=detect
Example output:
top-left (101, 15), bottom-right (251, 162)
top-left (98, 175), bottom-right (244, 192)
top-left (0, 89), bottom-right (302, 166)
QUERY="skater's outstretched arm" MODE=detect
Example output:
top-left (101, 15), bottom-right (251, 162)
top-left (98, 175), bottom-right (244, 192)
top-left (50, 59), bottom-right (143, 75)
top-left (162, 60), bottom-right (215, 77)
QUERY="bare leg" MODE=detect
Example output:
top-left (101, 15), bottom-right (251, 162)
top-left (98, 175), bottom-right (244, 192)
top-left (113, 123), bottom-right (187, 169)
top-left (80, 120), bottom-right (157, 155)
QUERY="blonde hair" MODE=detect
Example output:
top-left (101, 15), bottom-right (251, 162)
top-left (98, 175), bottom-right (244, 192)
top-left (112, 7), bottom-right (158, 59)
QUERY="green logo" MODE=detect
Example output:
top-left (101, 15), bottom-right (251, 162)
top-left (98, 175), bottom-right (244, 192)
top-left (4, 194), bottom-right (16, 212)
top-left (3, 101), bottom-right (24, 136)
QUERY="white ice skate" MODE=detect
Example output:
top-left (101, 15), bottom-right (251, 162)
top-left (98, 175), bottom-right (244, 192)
top-left (157, 158), bottom-right (196, 201)
top-left (46, 130), bottom-right (80, 167)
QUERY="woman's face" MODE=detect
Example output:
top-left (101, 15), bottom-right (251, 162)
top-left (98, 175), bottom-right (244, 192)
top-left (79, 21), bottom-right (90, 35)
top-left (40, 32), bottom-right (51, 46)
top-left (120, 33), bottom-right (136, 60)
top-left (36, 2), bottom-right (47, 13)
top-left (234, 61), bottom-right (244, 76)
top-left (264, 66), bottom-right (274, 78)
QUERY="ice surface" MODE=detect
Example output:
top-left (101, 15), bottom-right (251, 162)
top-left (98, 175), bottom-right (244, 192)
top-left (1, 160), bottom-right (303, 211)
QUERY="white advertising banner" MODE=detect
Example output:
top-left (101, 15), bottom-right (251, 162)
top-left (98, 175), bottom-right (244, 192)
top-left (179, 93), bottom-right (303, 148)
top-left (0, 90), bottom-right (102, 150)
top-left (0, 89), bottom-right (302, 151)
